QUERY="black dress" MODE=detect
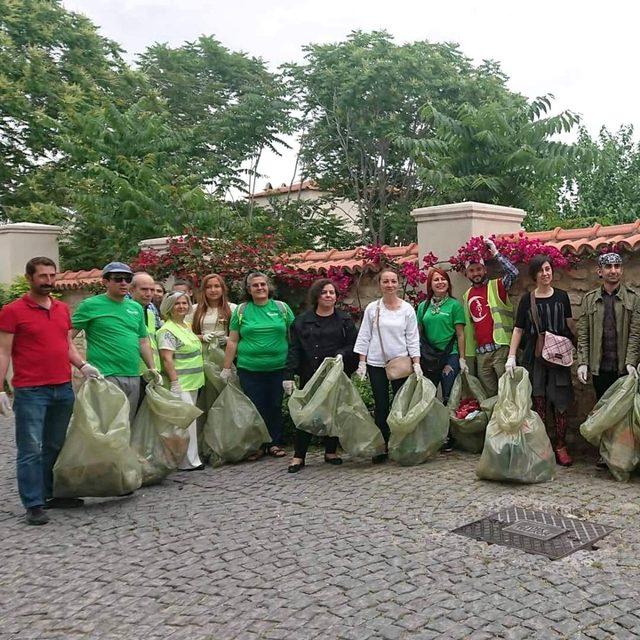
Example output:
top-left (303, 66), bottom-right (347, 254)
top-left (514, 288), bottom-right (574, 411)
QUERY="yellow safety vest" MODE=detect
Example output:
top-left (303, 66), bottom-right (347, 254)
top-left (462, 279), bottom-right (513, 357)
top-left (139, 306), bottom-right (161, 375)
top-left (157, 320), bottom-right (205, 391)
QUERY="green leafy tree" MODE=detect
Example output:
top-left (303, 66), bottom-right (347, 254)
top-left (405, 95), bottom-right (580, 230)
top-left (139, 36), bottom-right (293, 194)
top-left (285, 31), bottom-right (517, 243)
top-left (556, 125), bottom-right (640, 227)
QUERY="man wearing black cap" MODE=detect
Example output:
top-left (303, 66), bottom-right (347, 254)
top-left (577, 252), bottom-right (640, 400)
top-left (72, 262), bottom-right (161, 422)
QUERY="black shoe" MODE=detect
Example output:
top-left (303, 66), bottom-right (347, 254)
top-left (179, 464), bottom-right (206, 472)
top-left (288, 461), bottom-right (305, 473)
top-left (25, 507), bottom-right (49, 526)
top-left (595, 457), bottom-right (608, 470)
top-left (441, 436), bottom-right (454, 453)
top-left (45, 497), bottom-right (84, 509)
top-left (324, 455), bottom-right (343, 465)
top-left (372, 453), bottom-right (388, 464)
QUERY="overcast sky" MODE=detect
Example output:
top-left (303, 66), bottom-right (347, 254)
top-left (63, 0), bottom-right (637, 192)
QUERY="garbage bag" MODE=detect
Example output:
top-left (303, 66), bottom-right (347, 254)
top-left (579, 375), bottom-right (640, 482)
top-left (131, 383), bottom-right (203, 485)
top-left (388, 374), bottom-right (449, 465)
top-left (53, 378), bottom-right (142, 497)
top-left (288, 357), bottom-right (385, 458)
top-left (477, 367), bottom-right (556, 483)
top-left (449, 372), bottom-right (491, 453)
top-left (203, 381), bottom-right (270, 463)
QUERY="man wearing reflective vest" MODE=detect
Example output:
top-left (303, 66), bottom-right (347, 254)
top-left (462, 238), bottom-right (519, 397)
top-left (129, 272), bottom-right (162, 411)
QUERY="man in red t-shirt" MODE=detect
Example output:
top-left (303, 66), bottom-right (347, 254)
top-left (0, 257), bottom-right (100, 525)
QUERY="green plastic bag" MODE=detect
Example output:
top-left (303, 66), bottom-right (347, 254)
top-left (203, 382), bottom-right (270, 463)
top-left (449, 372), bottom-right (490, 453)
top-left (131, 383), bottom-right (203, 485)
top-left (288, 357), bottom-right (385, 458)
top-left (53, 378), bottom-right (142, 497)
top-left (579, 375), bottom-right (640, 482)
top-left (477, 367), bottom-right (556, 483)
top-left (388, 374), bottom-right (449, 465)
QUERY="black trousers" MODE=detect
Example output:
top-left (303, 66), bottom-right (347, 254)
top-left (367, 365), bottom-right (408, 444)
top-left (293, 431), bottom-right (339, 459)
top-left (593, 371), bottom-right (623, 401)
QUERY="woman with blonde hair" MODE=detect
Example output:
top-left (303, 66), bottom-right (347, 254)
top-left (190, 274), bottom-right (237, 347)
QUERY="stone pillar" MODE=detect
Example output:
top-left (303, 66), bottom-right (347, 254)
top-left (0, 222), bottom-right (63, 284)
top-left (411, 201), bottom-right (526, 292)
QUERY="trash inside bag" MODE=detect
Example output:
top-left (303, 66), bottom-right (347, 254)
top-left (579, 374), bottom-right (640, 482)
top-left (449, 372), bottom-right (491, 453)
top-left (131, 383), bottom-right (203, 485)
top-left (477, 367), bottom-right (556, 483)
top-left (388, 374), bottom-right (449, 465)
top-left (203, 381), bottom-right (270, 463)
top-left (288, 357), bottom-right (385, 458)
top-left (53, 378), bottom-right (142, 497)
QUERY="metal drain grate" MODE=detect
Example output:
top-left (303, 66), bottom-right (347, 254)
top-left (452, 506), bottom-right (616, 560)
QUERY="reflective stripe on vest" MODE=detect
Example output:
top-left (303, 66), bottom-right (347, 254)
top-left (463, 279), bottom-right (513, 357)
top-left (157, 320), bottom-right (205, 391)
top-left (139, 305), bottom-right (161, 375)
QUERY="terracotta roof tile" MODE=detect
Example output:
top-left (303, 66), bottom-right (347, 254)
top-left (55, 269), bottom-right (102, 290)
top-left (249, 179), bottom-right (320, 199)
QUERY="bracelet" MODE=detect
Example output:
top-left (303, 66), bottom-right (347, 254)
top-left (78, 361), bottom-right (87, 368)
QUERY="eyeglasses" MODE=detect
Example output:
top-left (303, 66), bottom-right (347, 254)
top-left (109, 274), bottom-right (133, 283)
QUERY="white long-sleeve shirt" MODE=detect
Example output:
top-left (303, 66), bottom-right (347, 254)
top-left (354, 299), bottom-right (420, 367)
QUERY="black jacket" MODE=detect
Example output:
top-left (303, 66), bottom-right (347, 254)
top-left (285, 309), bottom-right (358, 384)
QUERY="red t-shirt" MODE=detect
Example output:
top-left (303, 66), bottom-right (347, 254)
top-left (467, 279), bottom-right (508, 347)
top-left (0, 294), bottom-right (72, 387)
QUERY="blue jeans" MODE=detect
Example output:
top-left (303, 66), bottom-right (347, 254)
top-left (426, 353), bottom-right (460, 405)
top-left (13, 383), bottom-right (75, 508)
top-left (238, 369), bottom-right (284, 446)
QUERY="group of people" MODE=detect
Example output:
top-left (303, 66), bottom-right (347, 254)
top-left (0, 243), bottom-right (636, 524)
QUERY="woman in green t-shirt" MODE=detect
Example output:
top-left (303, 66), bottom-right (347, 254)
top-left (222, 272), bottom-right (294, 459)
top-left (416, 268), bottom-right (467, 413)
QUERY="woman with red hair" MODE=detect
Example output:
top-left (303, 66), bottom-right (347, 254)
top-left (417, 268), bottom-right (467, 448)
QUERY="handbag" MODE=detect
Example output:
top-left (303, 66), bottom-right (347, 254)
top-left (375, 302), bottom-right (414, 381)
top-left (417, 301), bottom-right (457, 375)
top-left (529, 291), bottom-right (573, 367)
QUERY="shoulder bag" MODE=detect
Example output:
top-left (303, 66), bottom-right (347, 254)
top-left (375, 301), bottom-right (413, 381)
top-left (529, 291), bottom-right (573, 367)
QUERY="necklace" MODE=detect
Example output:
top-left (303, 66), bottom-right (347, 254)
top-left (430, 295), bottom-right (448, 315)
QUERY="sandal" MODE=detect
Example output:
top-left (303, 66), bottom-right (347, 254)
top-left (247, 449), bottom-right (264, 462)
top-left (268, 446), bottom-right (287, 458)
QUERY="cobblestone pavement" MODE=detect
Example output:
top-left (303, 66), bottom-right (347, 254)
top-left (1, 415), bottom-right (639, 640)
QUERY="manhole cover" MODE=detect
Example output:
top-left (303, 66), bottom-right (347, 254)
top-left (452, 506), bottom-right (616, 559)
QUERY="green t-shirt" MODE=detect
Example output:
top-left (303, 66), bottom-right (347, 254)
top-left (230, 300), bottom-right (294, 372)
top-left (417, 297), bottom-right (466, 354)
top-left (72, 294), bottom-right (148, 377)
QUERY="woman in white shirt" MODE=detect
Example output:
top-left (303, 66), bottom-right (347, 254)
top-left (189, 274), bottom-right (237, 347)
top-left (354, 269), bottom-right (422, 463)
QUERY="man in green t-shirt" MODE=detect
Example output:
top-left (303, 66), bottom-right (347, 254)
top-left (72, 262), bottom-right (161, 422)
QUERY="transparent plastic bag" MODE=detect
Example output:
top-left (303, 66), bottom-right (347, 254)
top-left (477, 367), bottom-right (556, 483)
top-left (288, 357), bottom-right (385, 458)
top-left (203, 382), bottom-right (270, 463)
top-left (448, 372), bottom-right (491, 453)
top-left (579, 375), bottom-right (640, 481)
top-left (53, 378), bottom-right (142, 497)
top-left (131, 383), bottom-right (202, 485)
top-left (388, 374), bottom-right (449, 465)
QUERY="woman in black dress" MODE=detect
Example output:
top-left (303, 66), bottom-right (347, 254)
top-left (505, 255), bottom-right (576, 466)
top-left (283, 278), bottom-right (358, 473)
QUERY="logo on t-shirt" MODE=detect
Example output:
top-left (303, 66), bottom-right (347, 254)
top-left (469, 295), bottom-right (488, 323)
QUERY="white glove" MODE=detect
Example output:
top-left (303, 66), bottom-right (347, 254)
top-left (505, 355), bottom-right (517, 378)
top-left (202, 332), bottom-right (216, 343)
top-left (577, 365), bottom-right (588, 384)
top-left (220, 368), bottom-right (233, 382)
top-left (356, 362), bottom-right (367, 380)
top-left (283, 380), bottom-right (295, 395)
top-left (0, 391), bottom-right (12, 417)
top-left (170, 380), bottom-right (183, 396)
top-left (626, 364), bottom-right (638, 379)
top-left (217, 335), bottom-right (227, 347)
top-left (485, 238), bottom-right (498, 256)
top-left (335, 353), bottom-right (343, 362)
top-left (143, 368), bottom-right (163, 385)
top-left (80, 363), bottom-right (101, 379)
top-left (413, 363), bottom-right (423, 379)
top-left (459, 358), bottom-right (469, 374)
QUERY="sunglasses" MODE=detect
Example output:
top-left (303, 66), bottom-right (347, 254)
top-left (109, 274), bottom-right (133, 283)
